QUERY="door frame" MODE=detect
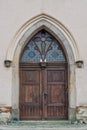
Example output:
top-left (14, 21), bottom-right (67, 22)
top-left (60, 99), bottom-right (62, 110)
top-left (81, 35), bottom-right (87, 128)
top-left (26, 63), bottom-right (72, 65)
top-left (11, 19), bottom-right (76, 121)
top-left (19, 62), bottom-right (68, 120)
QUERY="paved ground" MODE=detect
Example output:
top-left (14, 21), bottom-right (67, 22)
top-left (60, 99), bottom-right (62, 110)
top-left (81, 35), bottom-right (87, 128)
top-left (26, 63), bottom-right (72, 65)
top-left (0, 121), bottom-right (87, 130)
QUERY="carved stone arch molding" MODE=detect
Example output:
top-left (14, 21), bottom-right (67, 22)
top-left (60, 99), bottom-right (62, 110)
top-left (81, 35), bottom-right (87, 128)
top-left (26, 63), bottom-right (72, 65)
top-left (7, 14), bottom-right (80, 121)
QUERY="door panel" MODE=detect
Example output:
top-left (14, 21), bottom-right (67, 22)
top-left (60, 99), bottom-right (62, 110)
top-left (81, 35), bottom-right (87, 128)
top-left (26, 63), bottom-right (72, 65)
top-left (46, 68), bottom-right (68, 119)
top-left (19, 63), bottom-right (68, 120)
top-left (19, 68), bottom-right (42, 120)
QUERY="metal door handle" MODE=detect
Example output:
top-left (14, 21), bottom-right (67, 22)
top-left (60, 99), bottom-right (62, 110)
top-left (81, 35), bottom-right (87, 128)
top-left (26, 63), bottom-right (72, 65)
top-left (44, 92), bottom-right (48, 97)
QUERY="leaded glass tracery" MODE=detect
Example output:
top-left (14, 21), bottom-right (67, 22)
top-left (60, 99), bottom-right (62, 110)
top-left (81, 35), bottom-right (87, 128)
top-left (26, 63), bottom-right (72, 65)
top-left (21, 30), bottom-right (66, 62)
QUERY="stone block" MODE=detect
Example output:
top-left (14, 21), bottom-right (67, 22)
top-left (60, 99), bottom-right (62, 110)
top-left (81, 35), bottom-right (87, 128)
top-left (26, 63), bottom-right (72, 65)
top-left (76, 106), bottom-right (87, 124)
top-left (0, 106), bottom-right (12, 124)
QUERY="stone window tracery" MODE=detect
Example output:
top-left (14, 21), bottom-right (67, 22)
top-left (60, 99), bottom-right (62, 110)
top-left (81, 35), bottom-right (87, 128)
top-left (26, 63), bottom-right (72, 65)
top-left (21, 30), bottom-right (66, 62)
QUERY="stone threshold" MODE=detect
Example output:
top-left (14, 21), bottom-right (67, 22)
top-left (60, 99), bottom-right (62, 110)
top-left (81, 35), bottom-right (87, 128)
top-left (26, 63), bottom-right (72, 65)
top-left (0, 126), bottom-right (87, 130)
top-left (0, 121), bottom-right (87, 130)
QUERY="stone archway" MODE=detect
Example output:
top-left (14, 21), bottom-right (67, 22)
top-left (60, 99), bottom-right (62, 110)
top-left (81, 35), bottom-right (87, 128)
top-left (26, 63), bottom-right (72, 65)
top-left (9, 15), bottom-right (77, 121)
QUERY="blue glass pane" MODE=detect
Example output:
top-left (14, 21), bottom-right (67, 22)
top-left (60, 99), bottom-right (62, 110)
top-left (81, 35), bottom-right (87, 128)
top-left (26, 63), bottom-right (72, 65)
top-left (21, 41), bottom-right (41, 62)
top-left (46, 36), bottom-right (52, 41)
top-left (46, 41), bottom-right (65, 62)
top-left (41, 30), bottom-right (46, 36)
top-left (34, 37), bottom-right (41, 41)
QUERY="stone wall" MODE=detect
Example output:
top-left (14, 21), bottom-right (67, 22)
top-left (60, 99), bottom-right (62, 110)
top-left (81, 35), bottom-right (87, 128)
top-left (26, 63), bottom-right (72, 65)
top-left (76, 106), bottom-right (87, 123)
top-left (0, 0), bottom-right (87, 122)
top-left (0, 106), bottom-right (12, 124)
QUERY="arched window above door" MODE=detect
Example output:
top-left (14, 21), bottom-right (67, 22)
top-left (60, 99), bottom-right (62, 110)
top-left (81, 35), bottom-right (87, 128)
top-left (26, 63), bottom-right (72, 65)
top-left (20, 30), bottom-right (66, 62)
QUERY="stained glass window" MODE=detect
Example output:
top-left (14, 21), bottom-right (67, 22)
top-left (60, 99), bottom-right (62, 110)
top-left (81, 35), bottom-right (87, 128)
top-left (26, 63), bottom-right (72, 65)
top-left (21, 30), bottom-right (66, 62)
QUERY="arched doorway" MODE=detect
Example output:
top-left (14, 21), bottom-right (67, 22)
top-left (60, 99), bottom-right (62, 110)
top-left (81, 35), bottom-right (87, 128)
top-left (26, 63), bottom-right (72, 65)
top-left (19, 29), bottom-right (68, 120)
top-left (10, 16), bottom-right (77, 121)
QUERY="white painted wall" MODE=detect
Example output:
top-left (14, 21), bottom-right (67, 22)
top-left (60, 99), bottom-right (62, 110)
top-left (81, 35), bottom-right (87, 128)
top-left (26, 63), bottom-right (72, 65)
top-left (0, 0), bottom-right (87, 107)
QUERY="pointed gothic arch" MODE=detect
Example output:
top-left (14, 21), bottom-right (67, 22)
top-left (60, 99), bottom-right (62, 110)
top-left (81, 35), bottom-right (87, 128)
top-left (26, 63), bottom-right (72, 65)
top-left (9, 15), bottom-right (77, 121)
top-left (19, 29), bottom-right (68, 120)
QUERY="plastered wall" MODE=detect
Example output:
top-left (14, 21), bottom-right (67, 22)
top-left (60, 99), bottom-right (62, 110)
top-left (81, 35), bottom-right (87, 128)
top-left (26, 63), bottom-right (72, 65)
top-left (0, 0), bottom-right (87, 108)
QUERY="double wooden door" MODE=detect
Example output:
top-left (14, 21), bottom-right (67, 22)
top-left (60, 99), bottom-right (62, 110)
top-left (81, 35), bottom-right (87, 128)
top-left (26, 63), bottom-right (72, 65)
top-left (19, 63), bottom-right (68, 120)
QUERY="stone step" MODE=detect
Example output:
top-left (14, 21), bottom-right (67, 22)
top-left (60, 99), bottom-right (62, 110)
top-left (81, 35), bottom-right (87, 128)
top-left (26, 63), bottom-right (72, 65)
top-left (0, 126), bottom-right (87, 130)
top-left (0, 121), bottom-right (87, 130)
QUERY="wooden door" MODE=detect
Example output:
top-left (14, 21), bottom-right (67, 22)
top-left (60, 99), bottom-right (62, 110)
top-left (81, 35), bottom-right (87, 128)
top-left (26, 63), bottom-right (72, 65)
top-left (46, 64), bottom-right (68, 119)
top-left (19, 63), bottom-right (68, 120)
top-left (19, 64), bottom-right (42, 120)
